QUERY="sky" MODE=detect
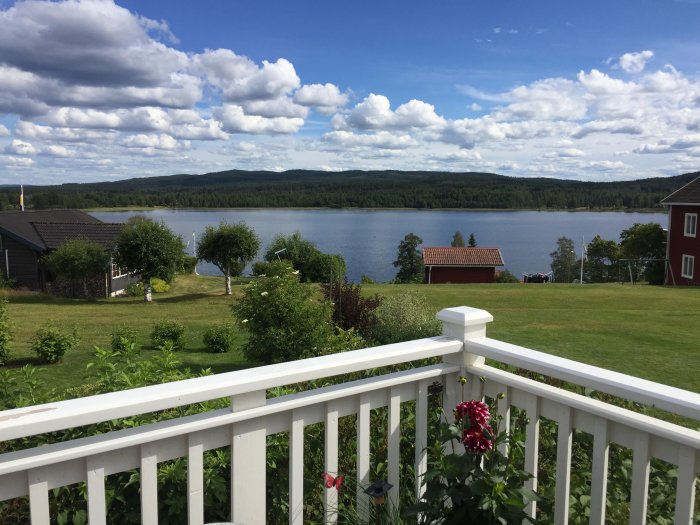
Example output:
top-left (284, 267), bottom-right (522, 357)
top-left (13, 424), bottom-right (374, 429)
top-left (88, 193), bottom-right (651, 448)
top-left (1, 0), bottom-right (700, 186)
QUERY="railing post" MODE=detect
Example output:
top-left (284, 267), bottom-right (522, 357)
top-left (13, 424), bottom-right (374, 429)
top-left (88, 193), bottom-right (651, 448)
top-left (230, 390), bottom-right (267, 525)
top-left (437, 307), bottom-right (493, 411)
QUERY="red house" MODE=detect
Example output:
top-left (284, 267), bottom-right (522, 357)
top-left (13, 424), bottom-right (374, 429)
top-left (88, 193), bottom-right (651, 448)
top-left (423, 246), bottom-right (504, 284)
top-left (661, 176), bottom-right (700, 285)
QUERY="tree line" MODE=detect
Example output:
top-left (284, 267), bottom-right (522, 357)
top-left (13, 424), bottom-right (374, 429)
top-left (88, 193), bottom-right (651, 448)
top-left (550, 223), bottom-right (667, 284)
top-left (3, 169), bottom-right (698, 210)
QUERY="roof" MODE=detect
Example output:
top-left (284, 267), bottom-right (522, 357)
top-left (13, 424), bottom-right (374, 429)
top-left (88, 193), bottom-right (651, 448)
top-left (33, 222), bottom-right (124, 250)
top-left (422, 247), bottom-right (505, 267)
top-left (0, 210), bottom-right (118, 252)
top-left (661, 176), bottom-right (700, 206)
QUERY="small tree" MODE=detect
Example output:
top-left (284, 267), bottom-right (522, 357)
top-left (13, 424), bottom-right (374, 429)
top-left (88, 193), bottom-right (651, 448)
top-left (585, 235), bottom-right (619, 283)
top-left (619, 223), bottom-right (666, 284)
top-left (468, 233), bottom-right (477, 247)
top-left (451, 231), bottom-right (465, 247)
top-left (43, 238), bottom-right (111, 297)
top-left (393, 233), bottom-right (424, 283)
top-left (264, 232), bottom-right (345, 282)
top-left (197, 222), bottom-right (260, 294)
top-left (114, 218), bottom-right (184, 301)
top-left (550, 237), bottom-right (578, 283)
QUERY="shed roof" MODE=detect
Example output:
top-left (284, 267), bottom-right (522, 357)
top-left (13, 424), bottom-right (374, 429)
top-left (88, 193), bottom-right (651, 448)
top-left (0, 210), bottom-right (116, 252)
top-left (661, 176), bottom-right (700, 206)
top-left (422, 247), bottom-right (504, 267)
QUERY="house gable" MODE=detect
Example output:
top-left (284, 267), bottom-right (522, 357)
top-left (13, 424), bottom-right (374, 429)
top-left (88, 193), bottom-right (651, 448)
top-left (661, 177), bottom-right (700, 285)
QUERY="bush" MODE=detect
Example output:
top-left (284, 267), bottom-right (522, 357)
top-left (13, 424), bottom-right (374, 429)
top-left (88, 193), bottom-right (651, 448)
top-left (233, 261), bottom-right (335, 363)
top-left (369, 292), bottom-right (441, 345)
top-left (495, 269), bottom-right (520, 283)
top-left (0, 298), bottom-right (11, 365)
top-left (0, 274), bottom-right (16, 289)
top-left (111, 325), bottom-right (137, 353)
top-left (150, 277), bottom-right (170, 293)
top-left (320, 280), bottom-right (383, 337)
top-left (151, 320), bottom-right (185, 350)
top-left (203, 323), bottom-right (236, 353)
top-left (179, 255), bottom-right (198, 274)
top-left (31, 322), bottom-right (79, 364)
top-left (125, 282), bottom-right (144, 297)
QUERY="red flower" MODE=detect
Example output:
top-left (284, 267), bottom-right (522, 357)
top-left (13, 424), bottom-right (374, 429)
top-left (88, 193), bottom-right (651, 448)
top-left (455, 400), bottom-right (490, 427)
top-left (462, 425), bottom-right (494, 454)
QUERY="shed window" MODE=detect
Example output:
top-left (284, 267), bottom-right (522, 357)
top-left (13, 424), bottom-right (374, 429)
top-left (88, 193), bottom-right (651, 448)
top-left (682, 254), bottom-right (694, 279)
top-left (684, 213), bottom-right (697, 237)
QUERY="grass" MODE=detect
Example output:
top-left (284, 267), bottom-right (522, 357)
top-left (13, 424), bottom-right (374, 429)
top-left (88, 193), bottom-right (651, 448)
top-left (1, 277), bottom-right (699, 395)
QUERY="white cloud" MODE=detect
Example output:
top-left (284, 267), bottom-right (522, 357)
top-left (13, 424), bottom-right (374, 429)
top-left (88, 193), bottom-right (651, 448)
top-left (215, 104), bottom-right (304, 134)
top-left (336, 94), bottom-right (445, 131)
top-left (323, 130), bottom-right (417, 150)
top-left (0, 155), bottom-right (34, 167)
top-left (194, 49), bottom-right (300, 102)
top-left (618, 50), bottom-right (654, 74)
top-left (41, 144), bottom-right (75, 157)
top-left (294, 83), bottom-right (348, 114)
top-left (543, 148), bottom-right (585, 158)
top-left (493, 78), bottom-right (586, 121)
top-left (4, 139), bottom-right (36, 155)
top-left (0, 124), bottom-right (8, 137)
top-left (121, 133), bottom-right (185, 151)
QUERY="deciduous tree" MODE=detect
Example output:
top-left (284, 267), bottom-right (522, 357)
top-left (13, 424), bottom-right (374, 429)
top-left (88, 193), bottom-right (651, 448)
top-left (584, 235), bottom-right (619, 283)
top-left (264, 231), bottom-right (345, 282)
top-left (451, 231), bottom-right (465, 247)
top-left (42, 238), bottom-right (111, 297)
top-left (197, 222), bottom-right (260, 294)
top-left (550, 237), bottom-right (578, 283)
top-left (114, 218), bottom-right (184, 302)
top-left (619, 223), bottom-right (666, 284)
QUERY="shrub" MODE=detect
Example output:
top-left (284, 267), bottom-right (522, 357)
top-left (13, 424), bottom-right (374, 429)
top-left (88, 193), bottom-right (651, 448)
top-left (360, 274), bottom-right (376, 284)
top-left (31, 322), bottom-right (79, 364)
top-left (203, 323), bottom-right (236, 353)
top-left (251, 261), bottom-right (271, 276)
top-left (233, 261), bottom-right (335, 363)
top-left (125, 282), bottom-right (144, 297)
top-left (151, 320), bottom-right (185, 350)
top-left (150, 277), bottom-right (170, 293)
top-left (495, 269), bottom-right (520, 283)
top-left (320, 280), bottom-right (383, 337)
top-left (0, 274), bottom-right (16, 289)
top-left (110, 325), bottom-right (137, 353)
top-left (0, 298), bottom-right (11, 365)
top-left (369, 292), bottom-right (441, 345)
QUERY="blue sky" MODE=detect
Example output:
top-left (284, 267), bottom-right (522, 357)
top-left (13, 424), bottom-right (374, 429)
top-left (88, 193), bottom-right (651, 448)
top-left (1, 0), bottom-right (700, 185)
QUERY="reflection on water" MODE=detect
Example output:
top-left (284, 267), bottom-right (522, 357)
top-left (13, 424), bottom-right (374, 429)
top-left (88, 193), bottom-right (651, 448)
top-left (92, 209), bottom-right (667, 283)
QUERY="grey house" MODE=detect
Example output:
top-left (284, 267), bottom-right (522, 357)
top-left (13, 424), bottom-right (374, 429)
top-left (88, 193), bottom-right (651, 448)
top-left (0, 209), bottom-right (136, 296)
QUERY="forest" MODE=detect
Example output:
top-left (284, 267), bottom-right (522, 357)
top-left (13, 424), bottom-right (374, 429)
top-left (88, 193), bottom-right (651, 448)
top-left (2, 169), bottom-right (698, 210)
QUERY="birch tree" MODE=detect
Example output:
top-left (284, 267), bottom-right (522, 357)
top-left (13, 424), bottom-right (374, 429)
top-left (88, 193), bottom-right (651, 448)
top-left (197, 222), bottom-right (259, 294)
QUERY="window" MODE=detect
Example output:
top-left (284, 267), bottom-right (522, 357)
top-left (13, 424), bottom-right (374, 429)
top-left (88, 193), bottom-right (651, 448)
top-left (111, 261), bottom-right (127, 278)
top-left (684, 213), bottom-right (697, 237)
top-left (682, 254), bottom-right (694, 279)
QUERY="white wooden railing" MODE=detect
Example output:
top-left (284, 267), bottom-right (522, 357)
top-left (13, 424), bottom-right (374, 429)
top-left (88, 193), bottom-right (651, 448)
top-left (0, 306), bottom-right (698, 524)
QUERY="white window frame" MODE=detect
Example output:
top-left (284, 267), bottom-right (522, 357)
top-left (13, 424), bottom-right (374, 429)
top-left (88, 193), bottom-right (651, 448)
top-left (111, 260), bottom-right (127, 279)
top-left (681, 254), bottom-right (694, 279)
top-left (684, 213), bottom-right (697, 238)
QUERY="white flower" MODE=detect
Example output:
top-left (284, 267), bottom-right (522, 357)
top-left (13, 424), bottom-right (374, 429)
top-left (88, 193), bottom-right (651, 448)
top-left (242, 319), bottom-right (249, 323)
top-left (261, 291), bottom-right (269, 296)
top-left (292, 270), bottom-right (300, 275)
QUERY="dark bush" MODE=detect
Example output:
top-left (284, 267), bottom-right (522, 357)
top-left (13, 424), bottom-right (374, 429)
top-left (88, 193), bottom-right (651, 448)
top-left (151, 320), bottom-right (185, 350)
top-left (203, 323), bottom-right (236, 353)
top-left (31, 322), bottom-right (79, 364)
top-left (320, 280), bottom-right (383, 337)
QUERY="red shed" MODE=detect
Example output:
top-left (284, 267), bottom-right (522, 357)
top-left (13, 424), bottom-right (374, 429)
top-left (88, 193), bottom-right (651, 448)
top-left (423, 247), bottom-right (505, 284)
top-left (661, 176), bottom-right (700, 285)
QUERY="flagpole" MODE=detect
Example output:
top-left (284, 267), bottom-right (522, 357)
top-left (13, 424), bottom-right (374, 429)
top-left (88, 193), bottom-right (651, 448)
top-left (580, 236), bottom-right (585, 284)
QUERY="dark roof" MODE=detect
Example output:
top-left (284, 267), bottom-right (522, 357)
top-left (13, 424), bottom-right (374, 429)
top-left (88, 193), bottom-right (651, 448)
top-left (423, 247), bottom-right (504, 267)
top-left (33, 222), bottom-right (124, 250)
top-left (661, 176), bottom-right (700, 206)
top-left (0, 210), bottom-right (118, 252)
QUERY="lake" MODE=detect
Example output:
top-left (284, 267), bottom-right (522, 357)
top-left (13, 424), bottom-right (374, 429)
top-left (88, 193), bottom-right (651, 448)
top-left (91, 209), bottom-right (668, 282)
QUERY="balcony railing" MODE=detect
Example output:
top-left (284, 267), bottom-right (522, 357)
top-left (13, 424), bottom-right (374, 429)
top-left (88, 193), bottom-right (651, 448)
top-left (0, 306), bottom-right (698, 524)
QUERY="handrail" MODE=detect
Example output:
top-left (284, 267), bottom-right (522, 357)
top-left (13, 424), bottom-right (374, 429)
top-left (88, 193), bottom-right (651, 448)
top-left (468, 336), bottom-right (700, 420)
top-left (0, 336), bottom-right (462, 441)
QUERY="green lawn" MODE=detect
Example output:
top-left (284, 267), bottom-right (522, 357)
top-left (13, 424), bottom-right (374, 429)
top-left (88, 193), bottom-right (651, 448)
top-left (2, 277), bottom-right (698, 394)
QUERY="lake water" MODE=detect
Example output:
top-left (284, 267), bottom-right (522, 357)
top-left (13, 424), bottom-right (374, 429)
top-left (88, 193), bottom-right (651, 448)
top-left (91, 209), bottom-right (668, 282)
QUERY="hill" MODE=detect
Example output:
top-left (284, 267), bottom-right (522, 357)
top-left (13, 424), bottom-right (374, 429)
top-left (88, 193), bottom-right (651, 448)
top-left (3, 169), bottom-right (699, 210)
